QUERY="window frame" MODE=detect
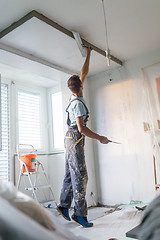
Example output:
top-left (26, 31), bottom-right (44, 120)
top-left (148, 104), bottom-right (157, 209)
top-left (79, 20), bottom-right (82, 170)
top-left (15, 83), bottom-right (48, 153)
top-left (48, 86), bottom-right (65, 153)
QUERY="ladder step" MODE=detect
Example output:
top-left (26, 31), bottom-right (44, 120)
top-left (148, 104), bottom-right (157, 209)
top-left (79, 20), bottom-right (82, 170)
top-left (25, 185), bottom-right (51, 190)
top-left (21, 172), bottom-right (37, 176)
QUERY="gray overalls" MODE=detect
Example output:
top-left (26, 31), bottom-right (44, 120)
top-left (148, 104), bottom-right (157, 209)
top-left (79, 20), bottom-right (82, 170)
top-left (59, 98), bottom-right (89, 217)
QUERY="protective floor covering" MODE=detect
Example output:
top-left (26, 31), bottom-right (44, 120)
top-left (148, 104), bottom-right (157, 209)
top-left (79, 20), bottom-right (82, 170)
top-left (48, 205), bottom-right (144, 240)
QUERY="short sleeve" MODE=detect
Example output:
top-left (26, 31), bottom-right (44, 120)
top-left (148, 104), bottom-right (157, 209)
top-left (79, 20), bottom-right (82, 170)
top-left (72, 101), bottom-right (86, 118)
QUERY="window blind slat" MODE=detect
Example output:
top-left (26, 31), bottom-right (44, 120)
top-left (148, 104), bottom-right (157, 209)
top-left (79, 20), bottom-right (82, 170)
top-left (0, 83), bottom-right (9, 182)
top-left (18, 89), bottom-right (41, 149)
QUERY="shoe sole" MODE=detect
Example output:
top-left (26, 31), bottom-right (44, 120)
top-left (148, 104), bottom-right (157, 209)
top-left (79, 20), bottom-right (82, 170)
top-left (72, 216), bottom-right (93, 228)
top-left (57, 207), bottom-right (71, 221)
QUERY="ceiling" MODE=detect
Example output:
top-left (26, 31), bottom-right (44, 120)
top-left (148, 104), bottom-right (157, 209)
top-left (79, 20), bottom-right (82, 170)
top-left (0, 0), bottom-right (160, 86)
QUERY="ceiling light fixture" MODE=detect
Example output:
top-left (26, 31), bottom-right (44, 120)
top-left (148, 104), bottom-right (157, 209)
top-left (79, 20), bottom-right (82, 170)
top-left (105, 49), bottom-right (111, 66)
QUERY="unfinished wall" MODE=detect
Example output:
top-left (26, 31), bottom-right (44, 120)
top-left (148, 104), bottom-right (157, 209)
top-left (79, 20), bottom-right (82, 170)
top-left (88, 48), bottom-right (160, 205)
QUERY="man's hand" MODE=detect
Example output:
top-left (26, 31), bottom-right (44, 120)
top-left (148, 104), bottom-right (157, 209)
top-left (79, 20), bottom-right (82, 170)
top-left (87, 46), bottom-right (92, 54)
top-left (98, 136), bottom-right (109, 144)
top-left (84, 46), bottom-right (92, 55)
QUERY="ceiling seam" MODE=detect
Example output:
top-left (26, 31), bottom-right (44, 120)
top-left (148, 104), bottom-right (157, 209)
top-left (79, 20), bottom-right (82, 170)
top-left (0, 10), bottom-right (122, 66)
top-left (0, 43), bottom-right (75, 76)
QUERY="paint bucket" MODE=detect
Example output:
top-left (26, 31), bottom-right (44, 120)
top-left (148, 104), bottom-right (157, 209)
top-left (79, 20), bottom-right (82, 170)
top-left (20, 154), bottom-right (37, 173)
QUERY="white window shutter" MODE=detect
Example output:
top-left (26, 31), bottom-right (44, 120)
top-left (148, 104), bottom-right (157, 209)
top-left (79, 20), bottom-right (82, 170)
top-left (18, 89), bottom-right (41, 149)
top-left (0, 83), bottom-right (9, 182)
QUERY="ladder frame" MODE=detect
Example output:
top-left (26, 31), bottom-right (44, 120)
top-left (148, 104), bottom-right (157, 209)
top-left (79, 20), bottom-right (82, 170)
top-left (16, 144), bottom-right (57, 207)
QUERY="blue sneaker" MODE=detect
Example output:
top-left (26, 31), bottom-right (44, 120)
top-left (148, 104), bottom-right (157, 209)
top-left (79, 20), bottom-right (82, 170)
top-left (72, 215), bottom-right (93, 227)
top-left (57, 206), bottom-right (71, 221)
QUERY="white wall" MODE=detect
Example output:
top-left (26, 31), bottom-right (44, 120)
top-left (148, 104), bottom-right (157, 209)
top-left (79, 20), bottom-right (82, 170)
top-left (88, 48), bottom-right (160, 205)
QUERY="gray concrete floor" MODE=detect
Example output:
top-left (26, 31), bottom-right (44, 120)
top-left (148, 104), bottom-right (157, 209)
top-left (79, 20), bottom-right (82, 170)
top-left (48, 205), bottom-right (144, 240)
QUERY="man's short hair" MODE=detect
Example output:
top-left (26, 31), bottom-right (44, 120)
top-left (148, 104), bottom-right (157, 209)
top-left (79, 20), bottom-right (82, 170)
top-left (67, 75), bottom-right (81, 94)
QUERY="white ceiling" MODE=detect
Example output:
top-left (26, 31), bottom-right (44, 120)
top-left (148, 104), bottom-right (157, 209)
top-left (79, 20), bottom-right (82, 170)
top-left (0, 0), bottom-right (160, 86)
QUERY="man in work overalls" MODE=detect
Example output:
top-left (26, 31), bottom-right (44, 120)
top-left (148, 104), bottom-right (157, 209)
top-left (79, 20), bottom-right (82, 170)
top-left (57, 47), bottom-right (109, 227)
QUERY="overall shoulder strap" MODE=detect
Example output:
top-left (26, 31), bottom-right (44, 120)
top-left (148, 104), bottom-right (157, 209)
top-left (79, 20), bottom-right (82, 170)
top-left (66, 98), bottom-right (89, 114)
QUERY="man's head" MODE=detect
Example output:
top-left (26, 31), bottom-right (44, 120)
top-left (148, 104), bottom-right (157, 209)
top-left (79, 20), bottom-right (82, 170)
top-left (67, 75), bottom-right (82, 94)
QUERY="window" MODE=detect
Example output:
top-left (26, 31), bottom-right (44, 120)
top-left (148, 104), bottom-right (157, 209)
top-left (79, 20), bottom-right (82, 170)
top-left (51, 92), bottom-right (64, 149)
top-left (18, 89), bottom-right (41, 149)
top-left (0, 83), bottom-right (9, 182)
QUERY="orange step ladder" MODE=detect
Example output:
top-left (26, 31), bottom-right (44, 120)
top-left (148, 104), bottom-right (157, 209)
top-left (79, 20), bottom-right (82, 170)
top-left (17, 144), bottom-right (57, 208)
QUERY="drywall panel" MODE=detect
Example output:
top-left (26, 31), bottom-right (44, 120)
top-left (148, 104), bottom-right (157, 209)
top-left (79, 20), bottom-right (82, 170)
top-left (1, 0), bottom-right (160, 64)
top-left (95, 79), bottom-right (153, 204)
top-left (88, 48), bottom-right (160, 205)
top-left (0, 16), bottom-right (117, 77)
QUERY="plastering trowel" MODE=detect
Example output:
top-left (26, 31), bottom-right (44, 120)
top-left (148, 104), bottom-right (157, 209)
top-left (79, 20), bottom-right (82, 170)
top-left (108, 140), bottom-right (121, 144)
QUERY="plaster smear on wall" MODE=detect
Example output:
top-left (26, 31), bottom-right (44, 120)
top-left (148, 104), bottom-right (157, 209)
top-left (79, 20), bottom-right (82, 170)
top-left (142, 63), bottom-right (160, 185)
top-left (95, 79), bottom-right (152, 205)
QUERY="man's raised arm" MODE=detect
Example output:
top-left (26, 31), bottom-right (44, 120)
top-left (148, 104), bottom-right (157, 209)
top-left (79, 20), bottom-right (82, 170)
top-left (80, 47), bottom-right (91, 85)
